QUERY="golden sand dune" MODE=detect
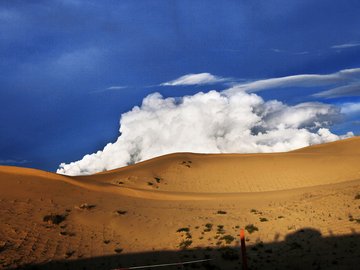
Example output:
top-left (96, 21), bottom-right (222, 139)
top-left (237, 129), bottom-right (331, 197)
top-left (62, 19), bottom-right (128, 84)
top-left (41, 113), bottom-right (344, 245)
top-left (84, 136), bottom-right (360, 194)
top-left (0, 137), bottom-right (360, 269)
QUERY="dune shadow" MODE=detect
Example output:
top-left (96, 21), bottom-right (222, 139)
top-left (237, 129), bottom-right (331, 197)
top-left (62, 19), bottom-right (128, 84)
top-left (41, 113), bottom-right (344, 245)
top-left (12, 228), bottom-right (360, 270)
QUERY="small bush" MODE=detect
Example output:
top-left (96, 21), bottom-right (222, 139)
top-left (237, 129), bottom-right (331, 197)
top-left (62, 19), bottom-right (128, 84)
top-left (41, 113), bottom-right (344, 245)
top-left (217, 210), bottom-right (227, 215)
top-left (250, 209), bottom-right (257, 213)
top-left (355, 194), bottom-right (360, 200)
top-left (217, 225), bottom-right (225, 235)
top-left (147, 182), bottom-right (154, 186)
top-left (177, 227), bottom-right (190, 233)
top-left (154, 177), bottom-right (161, 183)
top-left (179, 240), bottom-right (192, 249)
top-left (278, 215), bottom-right (285, 219)
top-left (221, 235), bottom-right (235, 244)
top-left (116, 210), bottom-right (127, 215)
top-left (43, 214), bottom-right (66, 225)
top-left (245, 224), bottom-right (258, 234)
top-left (114, 248), bottom-right (123, 253)
top-left (204, 223), bottom-right (213, 232)
top-left (259, 217), bottom-right (268, 222)
top-left (65, 250), bottom-right (75, 258)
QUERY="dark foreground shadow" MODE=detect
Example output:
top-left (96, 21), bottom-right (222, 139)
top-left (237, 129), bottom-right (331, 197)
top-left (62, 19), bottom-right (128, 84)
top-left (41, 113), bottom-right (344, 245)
top-left (12, 228), bottom-right (360, 270)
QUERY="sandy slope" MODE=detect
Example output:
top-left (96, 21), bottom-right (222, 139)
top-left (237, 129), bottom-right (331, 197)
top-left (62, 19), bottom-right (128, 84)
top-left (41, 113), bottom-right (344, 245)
top-left (0, 137), bottom-right (360, 269)
top-left (85, 136), bottom-right (360, 194)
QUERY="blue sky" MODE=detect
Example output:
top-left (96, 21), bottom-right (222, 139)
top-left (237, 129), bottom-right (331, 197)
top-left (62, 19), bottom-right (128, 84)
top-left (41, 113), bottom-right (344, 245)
top-left (1, 0), bottom-right (360, 172)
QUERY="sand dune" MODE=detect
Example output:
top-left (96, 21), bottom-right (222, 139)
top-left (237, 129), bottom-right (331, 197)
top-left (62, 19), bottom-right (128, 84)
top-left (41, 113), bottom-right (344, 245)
top-left (82, 136), bottom-right (360, 194)
top-left (1, 137), bottom-right (360, 269)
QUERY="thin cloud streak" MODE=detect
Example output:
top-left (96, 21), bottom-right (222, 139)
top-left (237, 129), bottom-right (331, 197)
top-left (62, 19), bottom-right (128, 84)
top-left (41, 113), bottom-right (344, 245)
top-left (331, 43), bottom-right (360, 49)
top-left (162, 68), bottom-right (360, 99)
top-left (226, 68), bottom-right (360, 93)
top-left (313, 83), bottom-right (360, 98)
top-left (90, 85), bottom-right (128, 94)
top-left (271, 48), bottom-right (309, 55)
top-left (106, 86), bottom-right (127, 90)
top-left (341, 102), bottom-right (360, 114)
top-left (161, 73), bottom-right (229, 86)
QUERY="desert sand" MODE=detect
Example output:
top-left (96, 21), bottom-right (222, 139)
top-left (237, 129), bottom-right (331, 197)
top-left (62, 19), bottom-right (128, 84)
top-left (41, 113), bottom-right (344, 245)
top-left (1, 137), bottom-right (360, 269)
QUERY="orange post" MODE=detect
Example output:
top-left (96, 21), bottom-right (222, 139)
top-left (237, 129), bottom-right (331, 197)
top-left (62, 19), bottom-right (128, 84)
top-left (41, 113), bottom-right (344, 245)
top-left (240, 228), bottom-right (248, 270)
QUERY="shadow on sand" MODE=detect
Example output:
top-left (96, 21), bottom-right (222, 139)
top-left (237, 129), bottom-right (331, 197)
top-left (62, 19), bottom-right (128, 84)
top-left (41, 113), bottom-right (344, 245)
top-left (13, 228), bottom-right (360, 270)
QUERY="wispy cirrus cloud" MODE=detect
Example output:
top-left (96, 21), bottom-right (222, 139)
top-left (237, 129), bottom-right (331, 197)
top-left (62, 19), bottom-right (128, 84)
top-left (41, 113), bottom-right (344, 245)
top-left (161, 73), bottom-right (229, 86)
top-left (226, 68), bottom-right (360, 94)
top-left (164, 68), bottom-right (360, 99)
top-left (271, 48), bottom-right (309, 55)
top-left (313, 83), bottom-right (360, 98)
top-left (90, 85), bottom-right (128, 94)
top-left (331, 42), bottom-right (360, 49)
top-left (106, 86), bottom-right (127, 90)
top-left (341, 102), bottom-right (360, 114)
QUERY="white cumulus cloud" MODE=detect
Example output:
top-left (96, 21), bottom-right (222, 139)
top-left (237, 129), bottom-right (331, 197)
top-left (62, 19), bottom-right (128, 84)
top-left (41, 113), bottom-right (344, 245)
top-left (57, 88), bottom-right (353, 176)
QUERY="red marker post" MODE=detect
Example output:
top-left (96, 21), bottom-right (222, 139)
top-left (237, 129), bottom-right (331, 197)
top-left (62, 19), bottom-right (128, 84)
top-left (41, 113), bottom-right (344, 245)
top-left (240, 228), bottom-right (248, 270)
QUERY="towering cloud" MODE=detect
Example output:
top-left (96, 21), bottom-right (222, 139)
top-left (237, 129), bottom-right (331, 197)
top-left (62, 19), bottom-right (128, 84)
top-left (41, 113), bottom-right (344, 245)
top-left (57, 87), bottom-right (352, 176)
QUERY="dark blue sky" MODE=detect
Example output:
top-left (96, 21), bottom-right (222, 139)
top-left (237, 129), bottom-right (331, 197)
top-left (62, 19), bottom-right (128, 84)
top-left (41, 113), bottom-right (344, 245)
top-left (1, 0), bottom-right (360, 172)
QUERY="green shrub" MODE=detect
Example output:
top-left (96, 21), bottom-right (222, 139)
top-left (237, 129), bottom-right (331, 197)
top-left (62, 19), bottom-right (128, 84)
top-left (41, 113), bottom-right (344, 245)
top-left (217, 225), bottom-right (225, 234)
top-left (221, 235), bottom-right (235, 244)
top-left (204, 223), bottom-right (213, 232)
top-left (179, 240), bottom-right (192, 249)
top-left (245, 224), bottom-right (258, 234)
top-left (177, 227), bottom-right (190, 233)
